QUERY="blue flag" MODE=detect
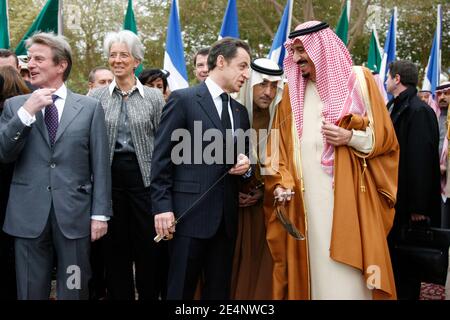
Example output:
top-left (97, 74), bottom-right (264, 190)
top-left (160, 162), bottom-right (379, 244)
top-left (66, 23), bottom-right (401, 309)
top-left (268, 0), bottom-right (292, 68)
top-left (163, 0), bottom-right (188, 90)
top-left (379, 7), bottom-right (397, 99)
top-left (422, 4), bottom-right (442, 98)
top-left (219, 0), bottom-right (239, 39)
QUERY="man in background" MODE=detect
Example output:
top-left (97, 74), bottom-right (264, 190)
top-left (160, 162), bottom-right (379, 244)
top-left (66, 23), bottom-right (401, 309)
top-left (193, 47), bottom-right (210, 83)
top-left (87, 66), bottom-right (114, 95)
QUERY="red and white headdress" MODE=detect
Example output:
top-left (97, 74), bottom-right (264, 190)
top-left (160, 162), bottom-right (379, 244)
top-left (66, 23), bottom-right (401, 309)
top-left (283, 21), bottom-right (366, 175)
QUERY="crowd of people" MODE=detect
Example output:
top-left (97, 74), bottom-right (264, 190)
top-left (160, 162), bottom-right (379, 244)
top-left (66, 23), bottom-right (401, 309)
top-left (0, 20), bottom-right (449, 301)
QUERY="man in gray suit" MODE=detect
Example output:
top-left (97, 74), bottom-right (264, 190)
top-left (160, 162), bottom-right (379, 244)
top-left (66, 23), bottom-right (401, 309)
top-left (0, 32), bottom-right (111, 300)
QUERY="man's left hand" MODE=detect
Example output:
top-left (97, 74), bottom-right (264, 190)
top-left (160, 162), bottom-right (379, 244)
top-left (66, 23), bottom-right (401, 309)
top-left (91, 220), bottom-right (108, 242)
top-left (322, 122), bottom-right (352, 146)
top-left (229, 153), bottom-right (250, 175)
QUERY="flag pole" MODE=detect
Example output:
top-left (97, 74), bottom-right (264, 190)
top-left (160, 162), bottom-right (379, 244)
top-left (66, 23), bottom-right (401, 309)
top-left (58, 0), bottom-right (63, 36)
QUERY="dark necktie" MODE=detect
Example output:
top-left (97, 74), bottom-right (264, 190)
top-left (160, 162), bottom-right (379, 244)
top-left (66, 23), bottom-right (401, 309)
top-left (45, 94), bottom-right (59, 146)
top-left (220, 92), bottom-right (232, 131)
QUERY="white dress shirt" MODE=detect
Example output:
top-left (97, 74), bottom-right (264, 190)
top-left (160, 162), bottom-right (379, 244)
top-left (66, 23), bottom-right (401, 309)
top-left (205, 77), bottom-right (235, 133)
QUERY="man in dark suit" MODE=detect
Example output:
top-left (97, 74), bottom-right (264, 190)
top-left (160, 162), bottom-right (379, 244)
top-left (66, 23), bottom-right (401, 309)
top-left (0, 32), bottom-right (111, 300)
top-left (151, 37), bottom-right (252, 300)
top-left (386, 60), bottom-right (441, 299)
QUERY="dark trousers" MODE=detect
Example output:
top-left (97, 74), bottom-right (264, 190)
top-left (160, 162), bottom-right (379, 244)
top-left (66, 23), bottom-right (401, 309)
top-left (0, 163), bottom-right (16, 300)
top-left (104, 153), bottom-right (168, 300)
top-left (89, 237), bottom-right (106, 299)
top-left (388, 233), bottom-right (421, 300)
top-left (14, 207), bottom-right (91, 300)
top-left (167, 219), bottom-right (235, 300)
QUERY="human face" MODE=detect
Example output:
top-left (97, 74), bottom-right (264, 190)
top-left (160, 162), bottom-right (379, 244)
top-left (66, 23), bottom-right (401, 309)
top-left (253, 79), bottom-right (278, 110)
top-left (194, 54), bottom-right (209, 82)
top-left (0, 56), bottom-right (19, 71)
top-left (145, 77), bottom-right (165, 94)
top-left (218, 47), bottom-right (250, 93)
top-left (385, 72), bottom-right (399, 96)
top-left (438, 89), bottom-right (450, 108)
top-left (291, 40), bottom-right (316, 81)
top-left (417, 91), bottom-right (430, 103)
top-left (27, 44), bottom-right (67, 88)
top-left (108, 42), bottom-right (139, 79)
top-left (20, 69), bottom-right (31, 82)
top-left (90, 69), bottom-right (114, 89)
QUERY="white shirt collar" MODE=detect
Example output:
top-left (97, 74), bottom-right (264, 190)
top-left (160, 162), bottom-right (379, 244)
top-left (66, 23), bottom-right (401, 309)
top-left (108, 77), bottom-right (145, 97)
top-left (205, 77), bottom-right (226, 100)
top-left (53, 83), bottom-right (67, 100)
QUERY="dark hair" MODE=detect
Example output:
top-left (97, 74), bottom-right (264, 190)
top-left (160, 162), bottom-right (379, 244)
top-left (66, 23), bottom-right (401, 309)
top-left (193, 47), bottom-right (210, 66)
top-left (138, 69), bottom-right (169, 93)
top-left (26, 32), bottom-right (73, 81)
top-left (388, 60), bottom-right (418, 87)
top-left (0, 49), bottom-right (19, 68)
top-left (0, 65), bottom-right (31, 105)
top-left (88, 66), bottom-right (111, 83)
top-left (207, 37), bottom-right (251, 71)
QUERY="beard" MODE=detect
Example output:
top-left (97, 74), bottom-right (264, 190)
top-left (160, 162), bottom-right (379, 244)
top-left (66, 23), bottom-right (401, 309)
top-left (301, 72), bottom-right (310, 79)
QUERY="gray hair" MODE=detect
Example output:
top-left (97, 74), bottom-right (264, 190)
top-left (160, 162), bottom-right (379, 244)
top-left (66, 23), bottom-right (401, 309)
top-left (25, 32), bottom-right (72, 81)
top-left (103, 30), bottom-right (144, 62)
top-left (88, 66), bottom-right (111, 83)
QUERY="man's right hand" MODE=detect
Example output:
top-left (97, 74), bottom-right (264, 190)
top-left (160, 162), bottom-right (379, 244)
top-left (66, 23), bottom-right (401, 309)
top-left (23, 88), bottom-right (56, 116)
top-left (154, 211), bottom-right (176, 238)
top-left (274, 186), bottom-right (293, 204)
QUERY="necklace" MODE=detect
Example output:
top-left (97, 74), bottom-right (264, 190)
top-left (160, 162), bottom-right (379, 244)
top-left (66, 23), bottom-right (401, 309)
top-left (116, 85), bottom-right (137, 97)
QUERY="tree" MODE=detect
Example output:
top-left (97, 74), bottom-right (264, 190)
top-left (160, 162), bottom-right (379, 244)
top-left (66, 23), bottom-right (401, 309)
top-left (6, 0), bottom-right (449, 93)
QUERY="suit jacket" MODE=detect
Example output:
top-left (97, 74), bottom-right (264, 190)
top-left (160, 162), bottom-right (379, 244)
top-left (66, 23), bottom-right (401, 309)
top-left (89, 85), bottom-right (164, 187)
top-left (150, 82), bottom-right (250, 239)
top-left (388, 86), bottom-right (441, 233)
top-left (0, 90), bottom-right (112, 239)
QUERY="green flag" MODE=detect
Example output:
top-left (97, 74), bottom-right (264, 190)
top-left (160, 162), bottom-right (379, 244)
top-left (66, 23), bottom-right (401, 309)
top-left (367, 25), bottom-right (382, 73)
top-left (335, 0), bottom-right (350, 45)
top-left (0, 0), bottom-right (10, 49)
top-left (123, 0), bottom-right (142, 75)
top-left (15, 0), bottom-right (61, 55)
top-left (123, 0), bottom-right (137, 33)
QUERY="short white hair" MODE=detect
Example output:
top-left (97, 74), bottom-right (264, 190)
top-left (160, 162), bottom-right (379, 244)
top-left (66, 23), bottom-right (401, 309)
top-left (103, 30), bottom-right (144, 62)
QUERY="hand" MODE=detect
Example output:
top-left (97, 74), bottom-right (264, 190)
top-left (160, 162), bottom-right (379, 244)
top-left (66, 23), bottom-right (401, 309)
top-left (239, 188), bottom-right (263, 207)
top-left (229, 153), bottom-right (250, 175)
top-left (23, 88), bottom-right (56, 116)
top-left (274, 186), bottom-right (294, 205)
top-left (411, 213), bottom-right (428, 222)
top-left (440, 163), bottom-right (446, 174)
top-left (321, 121), bottom-right (352, 146)
top-left (154, 211), bottom-right (176, 238)
top-left (91, 220), bottom-right (108, 241)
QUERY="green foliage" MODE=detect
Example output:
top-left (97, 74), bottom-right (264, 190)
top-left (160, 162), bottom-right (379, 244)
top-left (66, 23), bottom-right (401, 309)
top-left (6, 0), bottom-right (449, 93)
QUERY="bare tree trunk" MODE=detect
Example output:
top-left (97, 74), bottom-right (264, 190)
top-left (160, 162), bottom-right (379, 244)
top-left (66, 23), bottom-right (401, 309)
top-left (303, 0), bottom-right (315, 21)
top-left (347, 0), bottom-right (372, 49)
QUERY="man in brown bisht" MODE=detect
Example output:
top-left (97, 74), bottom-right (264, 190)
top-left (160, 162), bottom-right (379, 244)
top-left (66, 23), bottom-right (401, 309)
top-left (264, 20), bottom-right (399, 299)
top-left (230, 58), bottom-right (284, 299)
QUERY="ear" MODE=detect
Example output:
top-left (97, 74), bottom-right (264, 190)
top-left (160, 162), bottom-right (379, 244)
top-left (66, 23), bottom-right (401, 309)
top-left (394, 74), bottom-right (401, 84)
top-left (216, 55), bottom-right (225, 69)
top-left (58, 60), bottom-right (68, 76)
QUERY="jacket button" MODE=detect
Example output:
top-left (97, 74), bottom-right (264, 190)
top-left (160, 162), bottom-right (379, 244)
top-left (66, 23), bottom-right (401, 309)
top-left (47, 186), bottom-right (51, 191)
top-left (13, 132), bottom-right (21, 141)
top-left (50, 163), bottom-right (56, 168)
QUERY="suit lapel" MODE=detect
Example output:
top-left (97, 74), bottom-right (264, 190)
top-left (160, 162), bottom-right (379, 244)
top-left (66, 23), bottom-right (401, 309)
top-left (54, 90), bottom-right (83, 143)
top-left (34, 111), bottom-right (51, 147)
top-left (197, 82), bottom-right (223, 132)
top-left (230, 99), bottom-right (241, 134)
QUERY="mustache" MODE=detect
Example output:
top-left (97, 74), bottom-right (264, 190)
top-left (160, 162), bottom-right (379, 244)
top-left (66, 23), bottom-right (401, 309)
top-left (297, 59), bottom-right (308, 65)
